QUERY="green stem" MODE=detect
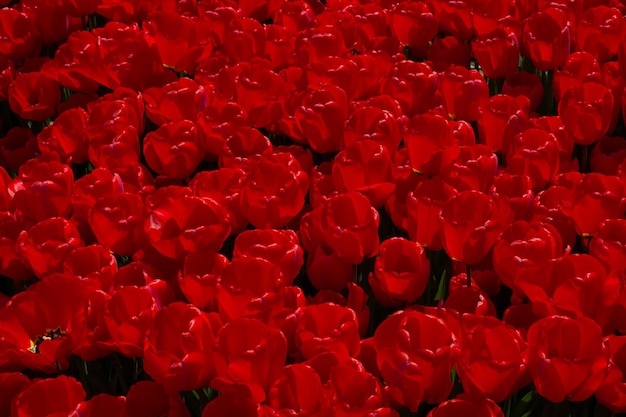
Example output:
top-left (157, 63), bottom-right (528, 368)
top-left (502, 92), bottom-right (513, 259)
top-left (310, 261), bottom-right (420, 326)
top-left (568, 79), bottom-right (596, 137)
top-left (540, 70), bottom-right (555, 116)
top-left (111, 353), bottom-right (129, 394)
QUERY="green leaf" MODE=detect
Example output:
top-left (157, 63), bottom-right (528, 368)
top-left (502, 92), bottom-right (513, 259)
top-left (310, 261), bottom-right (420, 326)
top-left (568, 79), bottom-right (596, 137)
top-left (511, 390), bottom-right (536, 417)
top-left (434, 270), bottom-right (447, 302)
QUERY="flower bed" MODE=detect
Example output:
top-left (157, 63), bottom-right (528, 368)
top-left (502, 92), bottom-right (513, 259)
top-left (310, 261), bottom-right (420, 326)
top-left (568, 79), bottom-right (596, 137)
top-left (1, 0), bottom-right (626, 416)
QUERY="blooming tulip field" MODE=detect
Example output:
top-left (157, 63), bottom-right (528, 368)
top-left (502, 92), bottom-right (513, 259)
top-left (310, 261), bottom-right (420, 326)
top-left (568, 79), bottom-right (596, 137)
top-left (2, 0), bottom-right (626, 416)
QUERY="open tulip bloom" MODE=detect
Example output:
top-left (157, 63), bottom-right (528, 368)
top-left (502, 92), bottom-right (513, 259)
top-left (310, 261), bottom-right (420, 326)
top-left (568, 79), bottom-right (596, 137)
top-left (2, 1), bottom-right (626, 417)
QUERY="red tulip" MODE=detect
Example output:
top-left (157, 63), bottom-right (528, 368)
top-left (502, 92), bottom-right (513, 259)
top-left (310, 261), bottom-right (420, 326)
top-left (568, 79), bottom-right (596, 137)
top-left (125, 380), bottom-right (190, 417)
top-left (351, 53), bottom-right (393, 99)
top-left (94, 22), bottom-right (173, 91)
top-left (596, 335), bottom-right (626, 413)
top-left (440, 191), bottom-right (504, 265)
top-left (17, 217), bottom-right (83, 280)
top-left (589, 219), bottom-right (626, 273)
top-left (332, 139), bottom-right (395, 208)
top-left (223, 18), bottom-right (265, 63)
top-left (384, 150), bottom-right (425, 233)
top-left (517, 254), bottom-right (620, 328)
top-left (72, 394), bottom-right (126, 417)
top-left (439, 66), bottom-right (489, 122)
top-left (63, 245), bottom-right (117, 291)
top-left (88, 92), bottom-right (144, 137)
top-left (88, 191), bottom-right (144, 257)
top-left (472, 28), bottom-right (521, 80)
top-left (71, 169), bottom-right (123, 224)
top-left (37, 107), bottom-right (89, 164)
top-left (577, 6), bottom-right (626, 62)
top-left (143, 120), bottom-right (204, 180)
top-left (558, 81), bottom-right (614, 145)
top-left (8, 71), bottom-right (60, 122)
top-left (295, 303), bottom-right (360, 360)
top-left (11, 376), bottom-right (85, 417)
top-left (211, 318), bottom-right (287, 402)
top-left (0, 213), bottom-right (34, 282)
top-left (0, 52), bottom-right (14, 100)
top-left (144, 302), bottom-right (222, 393)
top-left (430, 0), bottom-right (473, 40)
top-left (522, 6), bottom-right (571, 71)
top-left (493, 221), bottom-right (564, 290)
top-left (111, 260), bottom-right (165, 289)
top-left (240, 152), bottom-right (309, 229)
top-left (195, 0), bottom-right (239, 44)
top-left (0, 373), bottom-right (30, 417)
top-left (189, 168), bottom-right (247, 234)
top-left (196, 101), bottom-right (247, 161)
top-left (407, 178), bottom-right (458, 251)
top-left (264, 24), bottom-right (295, 70)
top-left (40, 30), bottom-right (102, 93)
top-left (390, 1), bottom-right (437, 49)
top-left (455, 315), bottom-right (529, 402)
top-left (490, 172), bottom-right (534, 221)
top-left (143, 11), bottom-right (213, 74)
top-left (320, 191), bottom-right (380, 265)
top-left (440, 144), bottom-right (499, 193)
top-left (305, 56), bottom-right (359, 102)
top-left (559, 173), bottom-right (625, 237)
top-left (0, 127), bottom-right (38, 174)
top-left (143, 78), bottom-right (209, 126)
top-left (307, 242), bottom-right (355, 292)
top-left (144, 186), bottom-right (231, 260)
top-left (553, 51), bottom-right (602, 101)
top-left (267, 364), bottom-right (327, 416)
top-left (231, 59), bottom-right (286, 129)
top-left (293, 85), bottom-right (348, 154)
top-left (99, 285), bottom-right (156, 357)
top-left (506, 128), bottom-right (560, 191)
top-left (374, 309), bottom-right (457, 410)
top-left (369, 237), bottom-right (430, 308)
top-left (530, 184), bottom-right (578, 250)
top-left (1, 274), bottom-right (86, 373)
top-left (472, 0), bottom-right (514, 35)
top-left (343, 105), bottom-right (404, 156)
top-left (9, 159), bottom-right (73, 222)
top-left (233, 229), bottom-right (303, 285)
top-left (444, 284), bottom-right (497, 316)
top-left (178, 250), bottom-right (228, 312)
top-left (201, 393), bottom-right (259, 417)
top-left (426, 393), bottom-right (504, 417)
top-left (0, 9), bottom-right (41, 63)
top-left (526, 315), bottom-right (609, 402)
top-left (383, 60), bottom-right (438, 116)
top-left (328, 360), bottom-right (389, 416)
top-left (601, 61), bottom-right (624, 135)
top-left (295, 26), bottom-right (347, 67)
top-left (216, 256), bottom-right (303, 324)
top-left (272, 0), bottom-right (314, 34)
top-left (476, 94), bottom-right (531, 154)
top-left (87, 124), bottom-right (140, 173)
top-left (532, 116), bottom-right (578, 170)
top-left (218, 126), bottom-right (272, 173)
top-left (405, 113), bottom-right (474, 176)
top-left (590, 136), bottom-right (626, 176)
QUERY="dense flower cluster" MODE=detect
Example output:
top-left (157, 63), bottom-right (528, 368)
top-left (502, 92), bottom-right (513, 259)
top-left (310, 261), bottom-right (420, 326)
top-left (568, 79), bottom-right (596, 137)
top-left (1, 0), bottom-right (626, 416)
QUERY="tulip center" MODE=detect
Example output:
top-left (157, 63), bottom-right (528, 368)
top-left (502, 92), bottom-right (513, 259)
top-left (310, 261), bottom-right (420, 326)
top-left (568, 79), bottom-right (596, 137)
top-left (28, 327), bottom-right (66, 354)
